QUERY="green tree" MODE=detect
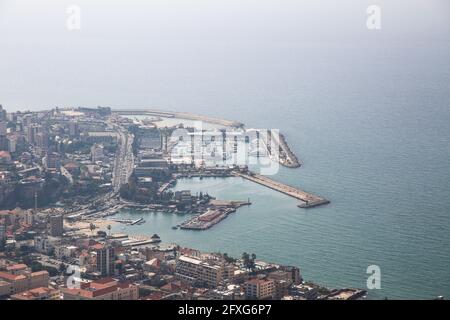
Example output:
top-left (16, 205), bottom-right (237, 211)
top-left (223, 253), bottom-right (236, 263)
top-left (0, 238), bottom-right (6, 251)
top-left (241, 252), bottom-right (256, 271)
top-left (89, 223), bottom-right (96, 235)
top-left (242, 252), bottom-right (250, 269)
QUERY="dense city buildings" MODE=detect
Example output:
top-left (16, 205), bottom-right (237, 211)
top-left (0, 104), bottom-right (364, 301)
top-left (10, 287), bottom-right (61, 300)
top-left (49, 215), bottom-right (64, 237)
top-left (60, 278), bottom-right (138, 300)
top-left (245, 278), bottom-right (275, 300)
top-left (175, 255), bottom-right (225, 288)
top-left (0, 268), bottom-right (49, 296)
top-left (95, 244), bottom-right (115, 276)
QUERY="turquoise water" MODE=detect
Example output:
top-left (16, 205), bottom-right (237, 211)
top-left (113, 42), bottom-right (450, 299)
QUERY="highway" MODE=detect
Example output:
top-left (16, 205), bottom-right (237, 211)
top-left (65, 119), bottom-right (135, 220)
top-left (111, 124), bottom-right (135, 194)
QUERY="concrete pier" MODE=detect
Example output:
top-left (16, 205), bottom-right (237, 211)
top-left (113, 108), bottom-right (244, 128)
top-left (233, 171), bottom-right (329, 208)
top-left (257, 130), bottom-right (301, 168)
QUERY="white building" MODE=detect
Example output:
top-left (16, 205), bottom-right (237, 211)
top-left (34, 236), bottom-right (61, 254)
top-left (55, 246), bottom-right (78, 259)
top-left (90, 144), bottom-right (105, 162)
top-left (0, 121), bottom-right (7, 136)
top-left (0, 224), bottom-right (5, 241)
top-left (175, 255), bottom-right (224, 288)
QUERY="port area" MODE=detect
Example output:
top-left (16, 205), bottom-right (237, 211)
top-left (232, 170), bottom-right (329, 208)
top-left (257, 130), bottom-right (302, 168)
top-left (179, 199), bottom-right (251, 230)
top-left (114, 108), bottom-right (300, 169)
top-left (278, 133), bottom-right (302, 168)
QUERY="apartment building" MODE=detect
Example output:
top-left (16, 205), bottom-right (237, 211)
top-left (0, 270), bottom-right (49, 296)
top-left (175, 255), bottom-right (224, 288)
top-left (95, 245), bottom-right (115, 276)
top-left (49, 215), bottom-right (64, 237)
top-left (10, 287), bottom-right (61, 300)
top-left (244, 278), bottom-right (275, 300)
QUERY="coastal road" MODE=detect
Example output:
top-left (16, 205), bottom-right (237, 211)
top-left (63, 119), bottom-right (134, 220)
top-left (111, 124), bottom-right (135, 194)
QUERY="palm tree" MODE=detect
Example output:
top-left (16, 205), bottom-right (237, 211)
top-left (250, 253), bottom-right (257, 271)
top-left (242, 252), bottom-right (250, 270)
top-left (107, 224), bottom-right (111, 237)
top-left (89, 223), bottom-right (96, 235)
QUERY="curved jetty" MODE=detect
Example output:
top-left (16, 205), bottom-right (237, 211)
top-left (233, 171), bottom-right (329, 208)
top-left (278, 133), bottom-right (302, 168)
top-left (113, 108), bottom-right (244, 128)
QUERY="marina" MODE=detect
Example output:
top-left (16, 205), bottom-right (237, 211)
top-left (115, 108), bottom-right (300, 169)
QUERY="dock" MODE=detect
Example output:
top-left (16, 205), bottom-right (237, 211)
top-left (158, 181), bottom-right (173, 194)
top-left (129, 218), bottom-right (144, 225)
top-left (233, 171), bottom-right (329, 208)
top-left (179, 200), bottom-right (251, 230)
top-left (108, 218), bottom-right (145, 225)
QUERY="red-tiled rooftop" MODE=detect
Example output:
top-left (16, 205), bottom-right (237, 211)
top-left (160, 280), bottom-right (183, 292)
top-left (0, 271), bottom-right (26, 281)
top-left (63, 278), bottom-right (133, 298)
top-left (0, 151), bottom-right (11, 158)
top-left (12, 287), bottom-right (54, 299)
top-left (64, 162), bottom-right (79, 168)
top-left (90, 244), bottom-right (105, 250)
top-left (246, 278), bottom-right (272, 285)
top-left (6, 263), bottom-right (28, 271)
top-left (91, 277), bottom-right (116, 286)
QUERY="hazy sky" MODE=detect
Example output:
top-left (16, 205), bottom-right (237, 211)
top-left (0, 0), bottom-right (449, 112)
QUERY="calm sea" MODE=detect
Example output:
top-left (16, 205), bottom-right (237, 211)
top-left (113, 49), bottom-right (450, 297)
top-left (2, 0), bottom-right (449, 299)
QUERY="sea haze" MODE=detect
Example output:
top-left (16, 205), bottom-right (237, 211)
top-left (1, 0), bottom-right (450, 299)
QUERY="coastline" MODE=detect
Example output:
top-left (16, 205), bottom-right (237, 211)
top-left (65, 219), bottom-right (118, 236)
